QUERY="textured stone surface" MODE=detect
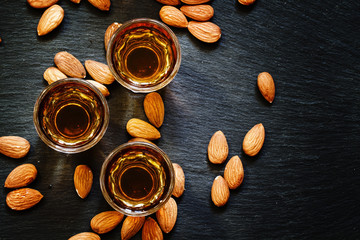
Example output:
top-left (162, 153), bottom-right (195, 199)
top-left (0, 0), bottom-right (359, 239)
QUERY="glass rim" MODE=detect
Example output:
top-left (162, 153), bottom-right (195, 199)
top-left (33, 78), bottom-right (110, 154)
top-left (106, 18), bottom-right (181, 93)
top-left (100, 141), bottom-right (175, 217)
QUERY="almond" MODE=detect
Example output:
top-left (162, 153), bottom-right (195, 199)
top-left (127, 137), bottom-right (155, 145)
top-left (0, 136), bottom-right (30, 159)
top-left (74, 165), bottom-right (93, 199)
top-left (188, 21), bottom-right (221, 43)
top-left (180, 5), bottom-right (214, 21)
top-left (207, 130), bottom-right (228, 164)
top-left (43, 66), bottom-right (67, 84)
top-left (156, 197), bottom-right (177, 233)
top-left (27, 0), bottom-right (59, 8)
top-left (257, 72), bottom-right (275, 103)
top-left (238, 0), bottom-right (256, 5)
top-left (68, 232), bottom-right (100, 240)
top-left (87, 80), bottom-right (110, 97)
top-left (121, 216), bottom-right (145, 240)
top-left (85, 60), bottom-right (115, 85)
top-left (144, 92), bottom-right (164, 128)
top-left (159, 6), bottom-right (188, 28)
top-left (91, 211), bottom-right (124, 234)
top-left (104, 22), bottom-right (122, 51)
top-left (156, 0), bottom-right (181, 5)
top-left (70, 0), bottom-right (81, 3)
top-left (6, 188), bottom-right (43, 211)
top-left (211, 175), bottom-right (230, 207)
top-left (242, 123), bottom-right (265, 156)
top-left (5, 163), bottom-right (37, 189)
top-left (172, 163), bottom-right (185, 198)
top-left (37, 4), bottom-right (64, 36)
top-left (181, 0), bottom-right (210, 4)
top-left (88, 0), bottom-right (111, 11)
top-left (142, 217), bottom-right (163, 240)
top-left (54, 51), bottom-right (86, 78)
top-left (224, 155), bottom-right (244, 189)
top-left (126, 118), bottom-right (161, 140)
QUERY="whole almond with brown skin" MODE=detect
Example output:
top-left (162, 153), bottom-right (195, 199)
top-left (6, 188), bottom-right (43, 210)
top-left (68, 232), bottom-right (100, 240)
top-left (5, 163), bottom-right (37, 189)
top-left (121, 216), bottom-right (145, 240)
top-left (160, 6), bottom-right (188, 28)
top-left (224, 155), bottom-right (244, 189)
top-left (243, 123), bottom-right (265, 156)
top-left (257, 72), bottom-right (275, 103)
top-left (91, 211), bottom-right (124, 234)
top-left (104, 22), bottom-right (122, 51)
top-left (188, 21), bottom-right (221, 43)
top-left (126, 118), bottom-right (161, 140)
top-left (88, 0), bottom-right (110, 11)
top-left (27, 0), bottom-right (59, 8)
top-left (156, 197), bottom-right (177, 233)
top-left (156, 0), bottom-right (181, 5)
top-left (142, 217), bottom-right (163, 240)
top-left (85, 60), bottom-right (115, 85)
top-left (144, 92), bottom-right (164, 128)
top-left (180, 5), bottom-right (214, 21)
top-left (208, 130), bottom-right (228, 164)
top-left (238, 0), bottom-right (256, 5)
top-left (181, 0), bottom-right (210, 4)
top-left (0, 136), bottom-right (30, 159)
top-left (87, 80), bottom-right (110, 97)
top-left (211, 175), bottom-right (230, 207)
top-left (37, 4), bottom-right (64, 36)
top-left (74, 165), bottom-right (93, 199)
top-left (172, 163), bottom-right (185, 198)
top-left (70, 0), bottom-right (81, 4)
top-left (43, 66), bottom-right (67, 84)
top-left (54, 51), bottom-right (86, 78)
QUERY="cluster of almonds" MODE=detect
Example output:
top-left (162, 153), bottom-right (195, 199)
top-left (42, 20), bottom-right (125, 94)
top-left (4, 162), bottom-right (43, 211)
top-left (0, 136), bottom-right (43, 211)
top-left (207, 130), bottom-right (244, 207)
top-left (208, 72), bottom-right (275, 207)
top-left (28, 0), bottom-right (111, 36)
top-left (156, 0), bottom-right (221, 43)
top-left (0, 137), bottom-right (92, 210)
top-left (69, 197), bottom-right (179, 239)
top-left (43, 51), bottom-right (114, 97)
top-left (69, 92), bottom-right (186, 239)
top-left (68, 198), bottom-right (174, 240)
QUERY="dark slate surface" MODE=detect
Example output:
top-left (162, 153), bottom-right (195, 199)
top-left (1, 0), bottom-right (359, 239)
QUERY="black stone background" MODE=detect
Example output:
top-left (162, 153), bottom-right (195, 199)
top-left (0, 0), bottom-right (359, 239)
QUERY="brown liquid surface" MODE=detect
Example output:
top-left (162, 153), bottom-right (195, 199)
top-left (112, 24), bottom-right (177, 85)
top-left (126, 47), bottom-right (159, 79)
top-left (120, 166), bottom-right (154, 200)
top-left (105, 148), bottom-right (171, 211)
top-left (55, 104), bottom-right (90, 138)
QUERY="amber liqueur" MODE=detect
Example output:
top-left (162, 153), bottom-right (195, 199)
top-left (104, 146), bottom-right (173, 211)
top-left (111, 22), bottom-right (178, 86)
top-left (38, 82), bottom-right (104, 147)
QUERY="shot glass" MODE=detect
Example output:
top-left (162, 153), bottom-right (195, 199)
top-left (33, 78), bottom-right (109, 154)
top-left (100, 141), bottom-right (175, 216)
top-left (106, 18), bottom-right (181, 93)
